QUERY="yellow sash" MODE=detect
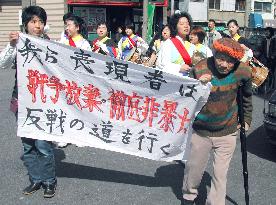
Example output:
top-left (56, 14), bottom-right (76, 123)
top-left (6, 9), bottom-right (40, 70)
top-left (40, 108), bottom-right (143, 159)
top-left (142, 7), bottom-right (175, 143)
top-left (100, 36), bottom-right (109, 44)
top-left (174, 41), bottom-right (192, 64)
top-left (233, 34), bottom-right (241, 42)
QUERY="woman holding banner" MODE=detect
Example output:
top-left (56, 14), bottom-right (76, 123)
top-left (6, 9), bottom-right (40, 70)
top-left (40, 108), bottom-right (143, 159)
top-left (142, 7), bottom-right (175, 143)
top-left (156, 11), bottom-right (196, 77)
top-left (57, 13), bottom-right (91, 148)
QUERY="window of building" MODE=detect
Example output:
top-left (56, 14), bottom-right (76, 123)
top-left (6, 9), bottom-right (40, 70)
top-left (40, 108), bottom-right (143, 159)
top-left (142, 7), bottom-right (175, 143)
top-left (263, 2), bottom-right (272, 13)
top-left (254, 2), bottom-right (272, 13)
top-left (209, 0), bottom-right (220, 10)
top-left (235, 0), bottom-right (245, 11)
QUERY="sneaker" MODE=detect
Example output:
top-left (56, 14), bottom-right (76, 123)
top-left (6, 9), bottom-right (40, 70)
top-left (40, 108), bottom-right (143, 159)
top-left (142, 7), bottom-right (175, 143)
top-left (23, 182), bottom-right (41, 195)
top-left (57, 142), bottom-right (68, 148)
top-left (181, 198), bottom-right (194, 205)
top-left (43, 182), bottom-right (57, 198)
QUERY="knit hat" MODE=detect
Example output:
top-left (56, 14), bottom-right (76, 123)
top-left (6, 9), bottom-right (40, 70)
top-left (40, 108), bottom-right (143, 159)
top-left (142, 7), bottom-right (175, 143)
top-left (213, 38), bottom-right (245, 60)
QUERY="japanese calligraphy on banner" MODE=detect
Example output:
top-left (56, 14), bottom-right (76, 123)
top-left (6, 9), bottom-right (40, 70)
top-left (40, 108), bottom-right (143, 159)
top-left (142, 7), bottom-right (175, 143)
top-left (16, 33), bottom-right (211, 162)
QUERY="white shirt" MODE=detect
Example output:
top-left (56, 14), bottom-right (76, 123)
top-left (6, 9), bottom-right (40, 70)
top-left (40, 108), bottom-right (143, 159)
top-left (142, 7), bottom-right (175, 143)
top-left (0, 44), bottom-right (16, 69)
top-left (156, 36), bottom-right (196, 77)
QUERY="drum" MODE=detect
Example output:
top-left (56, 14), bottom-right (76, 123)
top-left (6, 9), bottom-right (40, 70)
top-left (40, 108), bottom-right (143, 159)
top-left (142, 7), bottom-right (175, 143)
top-left (125, 47), bottom-right (147, 65)
top-left (142, 56), bottom-right (154, 67)
top-left (249, 57), bottom-right (269, 89)
top-left (129, 50), bottom-right (141, 64)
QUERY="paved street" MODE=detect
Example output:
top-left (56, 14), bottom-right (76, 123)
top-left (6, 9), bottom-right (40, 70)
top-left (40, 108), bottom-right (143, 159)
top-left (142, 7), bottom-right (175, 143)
top-left (1, 68), bottom-right (276, 205)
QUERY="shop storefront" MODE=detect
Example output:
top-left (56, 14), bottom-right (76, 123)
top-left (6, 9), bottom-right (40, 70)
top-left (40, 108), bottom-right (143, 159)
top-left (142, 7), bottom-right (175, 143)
top-left (67, 0), bottom-right (168, 40)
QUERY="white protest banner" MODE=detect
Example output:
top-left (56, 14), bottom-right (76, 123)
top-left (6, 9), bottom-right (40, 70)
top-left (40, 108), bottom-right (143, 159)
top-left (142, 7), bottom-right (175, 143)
top-left (17, 33), bottom-right (211, 162)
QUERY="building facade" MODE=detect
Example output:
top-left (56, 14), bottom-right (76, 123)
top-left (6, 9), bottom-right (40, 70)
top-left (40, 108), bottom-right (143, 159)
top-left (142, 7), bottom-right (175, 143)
top-left (252, 0), bottom-right (275, 20)
top-left (0, 0), bottom-right (168, 50)
top-left (208, 0), bottom-right (247, 27)
top-left (0, 0), bottom-right (66, 50)
top-left (0, 0), bottom-right (22, 50)
top-left (208, 0), bottom-right (276, 28)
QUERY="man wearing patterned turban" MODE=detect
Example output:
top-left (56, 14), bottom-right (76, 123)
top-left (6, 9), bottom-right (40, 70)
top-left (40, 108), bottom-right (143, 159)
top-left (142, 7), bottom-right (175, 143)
top-left (181, 38), bottom-right (253, 205)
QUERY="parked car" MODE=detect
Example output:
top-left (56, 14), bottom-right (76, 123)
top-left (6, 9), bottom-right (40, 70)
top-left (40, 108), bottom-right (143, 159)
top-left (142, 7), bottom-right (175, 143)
top-left (264, 90), bottom-right (276, 144)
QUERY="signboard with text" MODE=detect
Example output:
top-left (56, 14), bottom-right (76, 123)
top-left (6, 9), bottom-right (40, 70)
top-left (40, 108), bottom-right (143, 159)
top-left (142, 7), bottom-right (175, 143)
top-left (16, 34), bottom-right (211, 162)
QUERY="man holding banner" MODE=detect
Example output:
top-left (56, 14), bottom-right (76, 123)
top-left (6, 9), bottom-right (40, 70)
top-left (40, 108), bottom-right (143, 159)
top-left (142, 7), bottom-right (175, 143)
top-left (182, 38), bottom-right (252, 205)
top-left (0, 6), bottom-right (57, 198)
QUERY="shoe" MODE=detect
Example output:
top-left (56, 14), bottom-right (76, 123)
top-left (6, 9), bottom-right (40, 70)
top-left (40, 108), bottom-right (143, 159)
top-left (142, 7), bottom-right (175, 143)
top-left (23, 182), bottom-right (41, 195)
top-left (181, 198), bottom-right (194, 205)
top-left (57, 142), bottom-right (68, 148)
top-left (43, 183), bottom-right (57, 198)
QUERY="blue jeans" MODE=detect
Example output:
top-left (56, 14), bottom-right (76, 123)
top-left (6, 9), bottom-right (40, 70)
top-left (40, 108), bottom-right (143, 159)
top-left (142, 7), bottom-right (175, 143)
top-left (21, 137), bottom-right (56, 185)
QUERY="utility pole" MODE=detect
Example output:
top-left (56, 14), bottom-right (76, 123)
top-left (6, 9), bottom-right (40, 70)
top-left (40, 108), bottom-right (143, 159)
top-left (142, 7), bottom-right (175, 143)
top-left (163, 6), bottom-right (167, 25)
top-left (244, 0), bottom-right (251, 27)
top-left (171, 0), bottom-right (175, 15)
top-left (142, 0), bottom-right (148, 39)
top-left (207, 0), bottom-right (209, 21)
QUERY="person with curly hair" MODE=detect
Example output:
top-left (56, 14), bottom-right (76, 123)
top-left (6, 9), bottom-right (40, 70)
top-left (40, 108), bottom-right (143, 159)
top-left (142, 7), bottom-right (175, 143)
top-left (182, 38), bottom-right (252, 205)
top-left (156, 11), bottom-right (196, 76)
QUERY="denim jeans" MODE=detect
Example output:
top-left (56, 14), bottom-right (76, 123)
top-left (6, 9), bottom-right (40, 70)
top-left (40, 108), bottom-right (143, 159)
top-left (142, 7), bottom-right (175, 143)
top-left (21, 137), bottom-right (56, 185)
